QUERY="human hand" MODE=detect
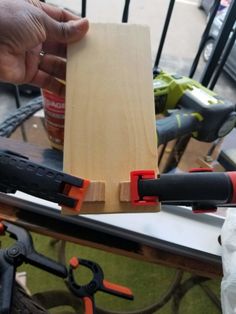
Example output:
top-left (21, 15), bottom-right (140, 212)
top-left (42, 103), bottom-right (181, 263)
top-left (0, 0), bottom-right (89, 97)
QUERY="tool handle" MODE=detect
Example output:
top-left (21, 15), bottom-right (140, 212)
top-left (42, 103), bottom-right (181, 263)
top-left (27, 251), bottom-right (68, 278)
top-left (139, 172), bottom-right (233, 204)
top-left (156, 110), bottom-right (199, 145)
top-left (83, 296), bottom-right (95, 314)
top-left (101, 280), bottom-right (134, 300)
top-left (0, 253), bottom-right (15, 314)
top-left (3, 221), bottom-right (68, 279)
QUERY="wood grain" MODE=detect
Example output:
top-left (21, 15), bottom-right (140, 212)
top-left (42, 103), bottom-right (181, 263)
top-left (64, 23), bottom-right (159, 213)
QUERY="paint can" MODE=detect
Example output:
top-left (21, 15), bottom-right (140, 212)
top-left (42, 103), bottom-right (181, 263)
top-left (42, 90), bottom-right (65, 150)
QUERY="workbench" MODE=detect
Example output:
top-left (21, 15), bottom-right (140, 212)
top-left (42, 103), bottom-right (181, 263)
top-left (0, 136), bottom-right (224, 279)
top-left (0, 133), bottom-right (226, 313)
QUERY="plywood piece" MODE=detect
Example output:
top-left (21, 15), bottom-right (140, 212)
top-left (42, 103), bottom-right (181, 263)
top-left (64, 23), bottom-right (159, 213)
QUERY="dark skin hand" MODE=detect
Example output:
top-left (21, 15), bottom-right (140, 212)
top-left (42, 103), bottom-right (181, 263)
top-left (0, 0), bottom-right (89, 97)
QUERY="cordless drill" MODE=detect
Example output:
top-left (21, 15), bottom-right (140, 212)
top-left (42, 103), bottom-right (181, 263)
top-left (154, 70), bottom-right (236, 145)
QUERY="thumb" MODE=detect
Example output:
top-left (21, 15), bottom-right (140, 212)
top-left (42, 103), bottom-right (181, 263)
top-left (43, 16), bottom-right (89, 43)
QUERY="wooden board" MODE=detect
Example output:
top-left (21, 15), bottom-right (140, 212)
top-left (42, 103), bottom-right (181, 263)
top-left (64, 23), bottom-right (159, 214)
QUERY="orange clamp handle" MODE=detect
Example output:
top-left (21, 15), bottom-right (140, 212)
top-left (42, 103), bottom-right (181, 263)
top-left (102, 279), bottom-right (134, 300)
top-left (83, 297), bottom-right (94, 314)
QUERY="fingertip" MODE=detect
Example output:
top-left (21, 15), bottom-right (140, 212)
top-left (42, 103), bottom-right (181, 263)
top-left (73, 18), bottom-right (89, 36)
top-left (45, 14), bottom-right (89, 43)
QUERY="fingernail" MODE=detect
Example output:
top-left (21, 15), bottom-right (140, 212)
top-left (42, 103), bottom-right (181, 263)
top-left (73, 18), bottom-right (89, 32)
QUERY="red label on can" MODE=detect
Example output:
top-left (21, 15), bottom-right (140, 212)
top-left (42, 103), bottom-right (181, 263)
top-left (43, 90), bottom-right (65, 150)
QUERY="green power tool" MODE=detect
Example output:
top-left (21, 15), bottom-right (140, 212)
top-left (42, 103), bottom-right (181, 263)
top-left (154, 70), bottom-right (236, 145)
top-left (154, 70), bottom-right (220, 114)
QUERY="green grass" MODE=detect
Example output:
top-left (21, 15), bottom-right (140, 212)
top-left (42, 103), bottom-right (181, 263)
top-left (2, 233), bottom-right (221, 313)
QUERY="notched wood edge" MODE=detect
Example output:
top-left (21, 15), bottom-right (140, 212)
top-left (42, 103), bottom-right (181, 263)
top-left (85, 181), bottom-right (106, 202)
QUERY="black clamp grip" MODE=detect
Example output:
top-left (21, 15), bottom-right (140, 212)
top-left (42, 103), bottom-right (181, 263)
top-left (0, 150), bottom-right (90, 212)
top-left (131, 168), bottom-right (236, 213)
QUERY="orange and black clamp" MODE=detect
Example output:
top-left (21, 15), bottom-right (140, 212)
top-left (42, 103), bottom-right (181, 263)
top-left (0, 150), bottom-right (90, 212)
top-left (0, 221), bottom-right (68, 314)
top-left (67, 257), bottom-right (134, 314)
top-left (130, 169), bottom-right (236, 213)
